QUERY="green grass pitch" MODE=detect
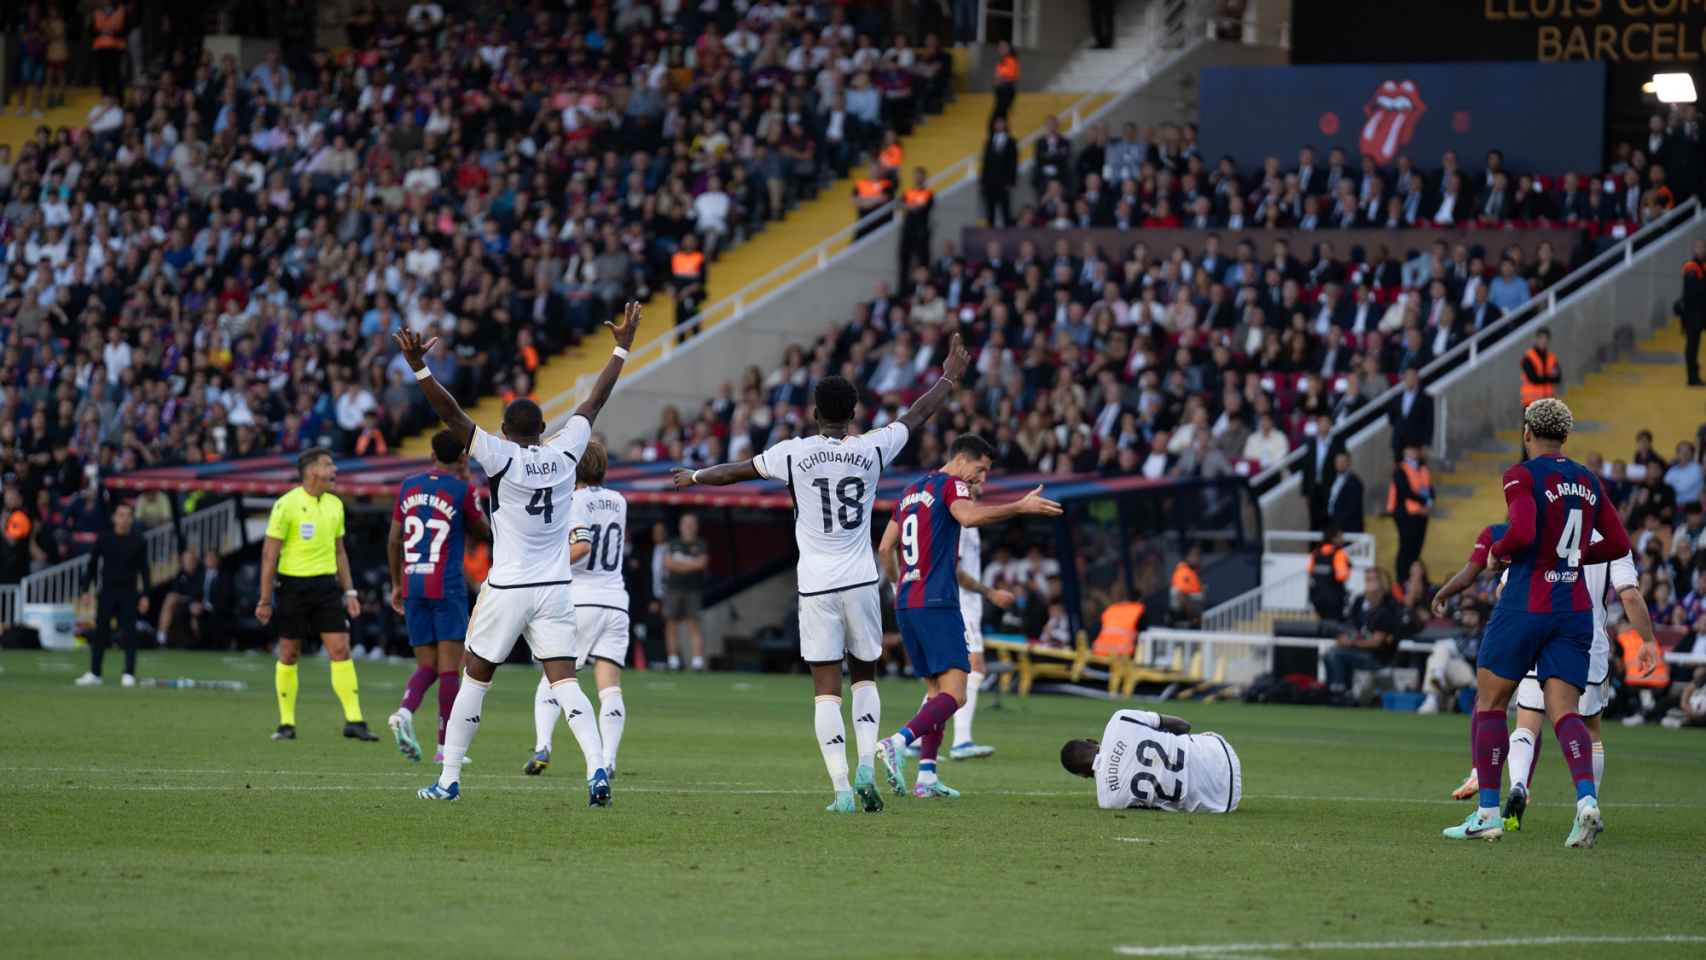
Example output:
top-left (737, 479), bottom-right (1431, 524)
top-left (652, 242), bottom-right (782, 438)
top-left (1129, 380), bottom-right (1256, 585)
top-left (2, 649), bottom-right (1702, 959)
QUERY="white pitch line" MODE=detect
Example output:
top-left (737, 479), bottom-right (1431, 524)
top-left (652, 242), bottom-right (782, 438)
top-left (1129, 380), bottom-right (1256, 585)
top-left (1113, 934), bottom-right (1706, 957)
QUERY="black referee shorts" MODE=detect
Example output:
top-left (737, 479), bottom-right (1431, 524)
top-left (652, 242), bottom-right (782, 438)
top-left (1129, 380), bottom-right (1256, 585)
top-left (275, 575), bottom-right (349, 639)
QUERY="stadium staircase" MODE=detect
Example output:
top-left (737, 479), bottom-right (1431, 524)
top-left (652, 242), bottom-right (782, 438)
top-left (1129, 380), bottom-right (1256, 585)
top-left (1379, 324), bottom-right (1692, 577)
top-left (410, 85), bottom-right (1102, 451)
top-left (0, 88), bottom-right (103, 153)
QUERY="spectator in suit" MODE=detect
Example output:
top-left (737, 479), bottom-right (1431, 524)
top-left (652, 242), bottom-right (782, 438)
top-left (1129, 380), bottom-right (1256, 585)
top-left (1465, 282), bottom-right (1503, 332)
top-left (1033, 114), bottom-right (1073, 197)
top-left (1327, 451), bottom-right (1366, 533)
top-left (1295, 145), bottom-right (1323, 195)
top-left (1301, 413), bottom-right (1345, 530)
top-left (1430, 172), bottom-right (1466, 225)
top-left (1387, 366), bottom-right (1434, 456)
top-left (1683, 239), bottom-right (1706, 386)
top-left (980, 116), bottom-right (1019, 227)
top-left (1556, 172), bottom-right (1589, 223)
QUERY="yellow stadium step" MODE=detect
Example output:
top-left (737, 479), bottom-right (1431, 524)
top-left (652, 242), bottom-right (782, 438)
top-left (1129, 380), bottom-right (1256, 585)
top-left (406, 89), bottom-right (1105, 451)
top-left (0, 87), bottom-right (103, 153)
top-left (1373, 324), bottom-right (1690, 576)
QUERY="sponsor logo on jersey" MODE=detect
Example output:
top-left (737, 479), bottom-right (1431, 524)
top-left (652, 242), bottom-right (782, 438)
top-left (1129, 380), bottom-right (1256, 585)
top-left (1544, 569), bottom-right (1580, 583)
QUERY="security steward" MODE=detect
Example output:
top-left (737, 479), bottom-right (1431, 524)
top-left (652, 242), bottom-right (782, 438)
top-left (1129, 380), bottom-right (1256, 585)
top-left (898, 166), bottom-right (934, 288)
top-left (852, 162), bottom-right (895, 241)
top-left (1307, 526), bottom-right (1352, 624)
top-left (1169, 544), bottom-right (1205, 627)
top-left (257, 447), bottom-right (377, 742)
top-left (1387, 442), bottom-right (1433, 582)
top-left (992, 40), bottom-right (1019, 123)
top-left (1519, 327), bottom-right (1561, 408)
top-left (670, 232), bottom-right (708, 340)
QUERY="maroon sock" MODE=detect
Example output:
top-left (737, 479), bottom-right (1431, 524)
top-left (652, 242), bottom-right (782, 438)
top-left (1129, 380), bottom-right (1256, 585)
top-left (1552, 712), bottom-right (1598, 801)
top-left (400, 666), bottom-right (436, 713)
top-left (436, 671), bottom-right (459, 746)
top-left (919, 726), bottom-right (944, 762)
top-left (1471, 709), bottom-right (1507, 810)
top-left (900, 692), bottom-right (960, 745)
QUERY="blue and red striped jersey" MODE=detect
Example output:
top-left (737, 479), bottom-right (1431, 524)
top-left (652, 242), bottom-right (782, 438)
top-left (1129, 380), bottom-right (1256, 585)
top-left (1467, 523), bottom-right (1508, 568)
top-left (393, 472), bottom-right (483, 599)
top-left (1491, 456), bottom-right (1629, 614)
top-left (894, 472), bottom-right (972, 609)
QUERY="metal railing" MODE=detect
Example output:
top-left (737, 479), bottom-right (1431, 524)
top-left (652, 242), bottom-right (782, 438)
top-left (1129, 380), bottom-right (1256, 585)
top-left (540, 18), bottom-right (1227, 425)
top-left (1202, 567), bottom-right (1313, 633)
top-left (0, 583), bottom-right (17, 627)
top-left (1263, 529), bottom-right (1376, 565)
top-left (1250, 197), bottom-right (1703, 493)
top-left (15, 499), bottom-right (243, 611)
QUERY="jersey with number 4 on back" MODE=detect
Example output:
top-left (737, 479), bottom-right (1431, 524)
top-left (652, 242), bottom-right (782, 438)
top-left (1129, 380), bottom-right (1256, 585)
top-left (1093, 710), bottom-right (1241, 813)
top-left (1495, 455), bottom-right (1620, 614)
top-left (753, 423), bottom-right (909, 595)
top-left (470, 416), bottom-right (591, 588)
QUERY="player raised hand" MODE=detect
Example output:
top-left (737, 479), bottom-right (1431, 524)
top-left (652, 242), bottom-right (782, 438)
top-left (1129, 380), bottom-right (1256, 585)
top-left (607, 300), bottom-right (642, 351)
top-left (393, 328), bottom-right (439, 371)
top-left (671, 466), bottom-right (696, 488)
top-left (1016, 485), bottom-right (1063, 517)
top-left (941, 332), bottom-right (970, 382)
top-left (989, 588), bottom-right (1017, 610)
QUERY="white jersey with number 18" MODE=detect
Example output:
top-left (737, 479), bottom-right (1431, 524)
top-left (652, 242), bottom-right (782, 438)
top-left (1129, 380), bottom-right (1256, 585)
top-left (469, 416), bottom-right (590, 588)
top-left (752, 423), bottom-right (910, 595)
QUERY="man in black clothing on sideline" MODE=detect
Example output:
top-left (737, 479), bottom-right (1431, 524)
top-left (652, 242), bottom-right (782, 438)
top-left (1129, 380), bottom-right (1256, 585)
top-left (74, 502), bottom-right (151, 687)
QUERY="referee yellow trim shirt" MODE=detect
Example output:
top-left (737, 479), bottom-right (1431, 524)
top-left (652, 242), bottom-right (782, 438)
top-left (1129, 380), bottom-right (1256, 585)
top-left (266, 487), bottom-right (345, 577)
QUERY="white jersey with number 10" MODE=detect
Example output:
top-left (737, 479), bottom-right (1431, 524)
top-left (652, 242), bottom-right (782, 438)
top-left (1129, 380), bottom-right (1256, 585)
top-left (569, 485), bottom-right (629, 609)
top-left (752, 423), bottom-right (910, 595)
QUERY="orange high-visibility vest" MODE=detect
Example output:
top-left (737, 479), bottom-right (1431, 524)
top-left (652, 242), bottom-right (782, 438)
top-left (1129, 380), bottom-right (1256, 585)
top-left (671, 250), bottom-right (705, 278)
top-left (1386, 461), bottom-right (1432, 515)
top-left (1092, 601), bottom-right (1145, 657)
top-left (464, 541), bottom-right (491, 587)
top-left (995, 55), bottom-right (1019, 83)
top-left (903, 188), bottom-right (933, 210)
top-left (879, 143), bottom-right (903, 169)
top-left (1520, 347), bottom-right (1559, 406)
top-left (1171, 562), bottom-right (1202, 596)
top-left (1306, 543), bottom-right (1350, 583)
top-left (93, 7), bottom-right (126, 50)
top-left (855, 178), bottom-right (888, 200)
top-left (1617, 628), bottom-right (1669, 688)
top-left (4, 509), bottom-right (31, 542)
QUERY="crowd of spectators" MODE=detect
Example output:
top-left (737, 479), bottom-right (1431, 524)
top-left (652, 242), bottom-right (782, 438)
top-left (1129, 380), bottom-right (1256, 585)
top-left (0, 0), bottom-right (958, 582)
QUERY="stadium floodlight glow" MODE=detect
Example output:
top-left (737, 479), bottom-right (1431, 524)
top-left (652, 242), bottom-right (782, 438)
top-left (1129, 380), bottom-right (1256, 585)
top-left (1651, 73), bottom-right (1697, 104)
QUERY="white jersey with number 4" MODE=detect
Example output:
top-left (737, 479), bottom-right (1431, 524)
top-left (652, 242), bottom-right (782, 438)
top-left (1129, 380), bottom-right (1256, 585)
top-left (568, 485), bottom-right (629, 609)
top-left (1093, 709), bottom-right (1241, 814)
top-left (753, 423), bottom-right (909, 595)
top-left (470, 416), bottom-right (590, 588)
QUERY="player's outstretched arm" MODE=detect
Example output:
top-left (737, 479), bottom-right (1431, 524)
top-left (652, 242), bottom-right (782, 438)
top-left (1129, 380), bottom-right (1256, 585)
top-left (958, 568), bottom-right (1015, 609)
top-left (949, 484), bottom-right (1064, 528)
top-left (394, 328), bottom-right (475, 448)
top-left (896, 333), bottom-right (970, 434)
top-left (575, 300), bottom-right (642, 427)
top-left (1157, 714), bottom-right (1192, 734)
top-left (386, 516), bottom-right (405, 616)
top-left (877, 518), bottom-right (901, 584)
top-left (1616, 582), bottom-right (1662, 672)
top-left (1431, 560), bottom-right (1484, 618)
top-left (672, 459), bottom-right (762, 487)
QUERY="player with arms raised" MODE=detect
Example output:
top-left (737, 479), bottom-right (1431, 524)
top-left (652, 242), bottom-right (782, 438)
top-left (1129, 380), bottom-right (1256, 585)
top-left (396, 301), bottom-right (641, 806)
top-left (385, 430), bottom-right (489, 763)
top-left (874, 435), bottom-right (1062, 798)
top-left (1443, 398), bottom-right (1631, 847)
top-left (527, 440), bottom-right (632, 779)
top-left (1433, 519), bottom-right (1658, 826)
top-left (673, 334), bottom-right (971, 814)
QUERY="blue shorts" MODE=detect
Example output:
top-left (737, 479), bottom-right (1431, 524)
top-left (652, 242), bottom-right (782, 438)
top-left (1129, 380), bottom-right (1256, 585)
top-left (405, 593), bottom-right (469, 647)
top-left (18, 57), bottom-right (45, 85)
top-left (897, 606), bottom-right (971, 678)
top-left (1478, 605), bottom-right (1591, 691)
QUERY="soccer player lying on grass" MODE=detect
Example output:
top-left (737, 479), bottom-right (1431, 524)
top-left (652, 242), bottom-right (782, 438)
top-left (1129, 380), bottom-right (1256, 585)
top-left (1059, 709), bottom-right (1242, 813)
top-left (1432, 519), bottom-right (1658, 830)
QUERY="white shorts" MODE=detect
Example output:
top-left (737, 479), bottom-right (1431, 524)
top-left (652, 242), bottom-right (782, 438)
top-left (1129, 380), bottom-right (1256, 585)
top-left (466, 583), bottom-right (585, 665)
top-left (798, 584), bottom-right (883, 663)
top-left (1517, 675), bottom-right (1610, 716)
top-left (576, 604), bottom-right (631, 666)
top-left (963, 619), bottom-right (984, 654)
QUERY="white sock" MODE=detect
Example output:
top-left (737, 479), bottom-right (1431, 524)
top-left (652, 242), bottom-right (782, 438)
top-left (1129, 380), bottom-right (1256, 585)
top-left (667, 655), bottom-right (681, 670)
top-left (532, 674), bottom-right (559, 753)
top-left (953, 671), bottom-right (984, 746)
top-left (395, 705), bottom-right (412, 721)
top-left (917, 759), bottom-right (938, 785)
top-left (690, 656), bottom-right (705, 671)
top-left (550, 678), bottom-right (605, 779)
top-left (814, 695), bottom-right (851, 792)
top-left (1591, 740), bottom-right (1604, 790)
top-left (438, 672), bottom-right (490, 788)
top-left (850, 680), bottom-right (880, 768)
top-left (598, 686), bottom-right (626, 771)
top-left (1507, 727), bottom-right (1539, 794)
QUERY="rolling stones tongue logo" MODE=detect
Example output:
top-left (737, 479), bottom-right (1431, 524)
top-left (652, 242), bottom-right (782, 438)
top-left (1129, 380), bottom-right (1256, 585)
top-left (1360, 80), bottom-right (1426, 165)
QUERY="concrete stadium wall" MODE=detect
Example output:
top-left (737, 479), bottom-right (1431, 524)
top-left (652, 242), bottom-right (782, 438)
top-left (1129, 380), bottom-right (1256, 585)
top-left (596, 40), bottom-right (1289, 447)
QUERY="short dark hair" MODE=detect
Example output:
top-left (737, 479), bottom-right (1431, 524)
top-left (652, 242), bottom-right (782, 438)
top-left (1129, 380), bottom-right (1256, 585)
top-left (578, 439), bottom-right (608, 485)
top-left (814, 376), bottom-right (858, 425)
top-left (950, 433), bottom-right (995, 463)
top-left (503, 398), bottom-right (545, 438)
top-left (297, 447), bottom-right (332, 479)
top-left (425, 430), bottom-right (459, 466)
top-left (1060, 739), bottom-right (1098, 777)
